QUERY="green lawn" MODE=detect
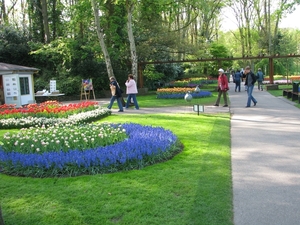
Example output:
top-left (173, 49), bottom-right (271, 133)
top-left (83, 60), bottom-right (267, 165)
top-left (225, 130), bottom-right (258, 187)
top-left (122, 88), bottom-right (218, 108)
top-left (0, 108), bottom-right (233, 224)
top-left (267, 84), bottom-right (300, 109)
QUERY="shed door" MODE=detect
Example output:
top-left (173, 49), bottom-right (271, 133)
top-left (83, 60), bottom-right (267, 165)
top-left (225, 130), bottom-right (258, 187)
top-left (19, 75), bottom-right (33, 105)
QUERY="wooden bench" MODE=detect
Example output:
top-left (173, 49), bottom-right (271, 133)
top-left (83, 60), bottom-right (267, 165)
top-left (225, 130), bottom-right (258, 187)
top-left (283, 90), bottom-right (300, 102)
top-left (283, 89), bottom-right (290, 96)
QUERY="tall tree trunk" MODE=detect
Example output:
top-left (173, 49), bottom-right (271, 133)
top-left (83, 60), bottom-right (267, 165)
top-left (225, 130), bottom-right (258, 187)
top-left (91, 0), bottom-right (114, 79)
top-left (126, 0), bottom-right (138, 81)
top-left (40, 0), bottom-right (50, 43)
top-left (0, 0), bottom-right (8, 24)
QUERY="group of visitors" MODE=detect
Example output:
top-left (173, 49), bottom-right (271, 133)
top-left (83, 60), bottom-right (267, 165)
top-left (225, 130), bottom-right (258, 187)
top-left (107, 66), bottom-right (264, 112)
top-left (107, 74), bottom-right (139, 112)
top-left (214, 66), bottom-right (264, 108)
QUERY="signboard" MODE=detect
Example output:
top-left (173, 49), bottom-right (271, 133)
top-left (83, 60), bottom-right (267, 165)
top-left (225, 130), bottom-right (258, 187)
top-left (193, 104), bottom-right (204, 115)
top-left (50, 80), bottom-right (56, 93)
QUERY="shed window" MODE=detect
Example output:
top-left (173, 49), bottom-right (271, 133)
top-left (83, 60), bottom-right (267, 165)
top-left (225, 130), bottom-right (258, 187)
top-left (19, 77), bottom-right (30, 95)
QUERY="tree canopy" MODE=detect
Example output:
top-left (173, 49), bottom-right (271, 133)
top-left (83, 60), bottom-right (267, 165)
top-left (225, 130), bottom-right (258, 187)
top-left (0, 0), bottom-right (299, 95)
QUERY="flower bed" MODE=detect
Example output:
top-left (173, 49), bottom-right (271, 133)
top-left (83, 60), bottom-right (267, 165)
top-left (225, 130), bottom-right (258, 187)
top-left (0, 123), bottom-right (182, 177)
top-left (157, 87), bottom-right (212, 99)
top-left (0, 101), bottom-right (100, 119)
top-left (0, 101), bottom-right (111, 129)
top-left (166, 78), bottom-right (217, 88)
top-left (1, 123), bottom-right (127, 154)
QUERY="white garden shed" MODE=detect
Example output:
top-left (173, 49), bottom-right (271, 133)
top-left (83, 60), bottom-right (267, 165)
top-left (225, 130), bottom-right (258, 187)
top-left (0, 62), bottom-right (39, 107)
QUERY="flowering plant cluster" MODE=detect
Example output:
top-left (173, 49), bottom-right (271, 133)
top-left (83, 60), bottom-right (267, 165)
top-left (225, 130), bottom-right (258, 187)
top-left (0, 123), bottom-right (181, 177)
top-left (1, 123), bottom-right (127, 154)
top-left (0, 103), bottom-right (111, 129)
top-left (156, 87), bottom-right (212, 99)
top-left (0, 101), bottom-right (99, 119)
top-left (166, 78), bottom-right (216, 88)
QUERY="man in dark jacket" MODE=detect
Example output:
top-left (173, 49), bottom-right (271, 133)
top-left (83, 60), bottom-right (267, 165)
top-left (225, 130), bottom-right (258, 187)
top-left (107, 77), bottom-right (124, 112)
top-left (244, 66), bottom-right (257, 107)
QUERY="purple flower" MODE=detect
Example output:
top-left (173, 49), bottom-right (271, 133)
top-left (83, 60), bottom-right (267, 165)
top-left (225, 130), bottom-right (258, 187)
top-left (0, 123), bottom-right (179, 177)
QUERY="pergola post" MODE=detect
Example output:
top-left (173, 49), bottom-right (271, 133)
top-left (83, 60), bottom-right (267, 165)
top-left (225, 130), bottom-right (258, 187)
top-left (269, 57), bottom-right (274, 84)
top-left (138, 63), bottom-right (143, 88)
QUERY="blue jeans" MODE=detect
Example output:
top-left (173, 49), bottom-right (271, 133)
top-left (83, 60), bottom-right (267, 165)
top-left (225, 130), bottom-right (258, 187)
top-left (246, 85), bottom-right (257, 107)
top-left (235, 81), bottom-right (241, 92)
top-left (126, 94), bottom-right (139, 109)
top-left (107, 96), bottom-right (123, 111)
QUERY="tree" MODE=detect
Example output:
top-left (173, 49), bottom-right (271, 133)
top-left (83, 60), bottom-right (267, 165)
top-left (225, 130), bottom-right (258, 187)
top-left (0, 25), bottom-right (32, 65)
top-left (126, 0), bottom-right (138, 80)
top-left (91, 0), bottom-right (114, 79)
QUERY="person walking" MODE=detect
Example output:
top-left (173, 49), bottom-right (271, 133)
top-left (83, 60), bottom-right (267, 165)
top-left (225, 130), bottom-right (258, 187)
top-left (256, 68), bottom-right (264, 91)
top-left (244, 66), bottom-right (257, 107)
top-left (125, 74), bottom-right (139, 110)
top-left (233, 69), bottom-right (242, 92)
top-left (214, 68), bottom-right (229, 107)
top-left (107, 77), bottom-right (124, 112)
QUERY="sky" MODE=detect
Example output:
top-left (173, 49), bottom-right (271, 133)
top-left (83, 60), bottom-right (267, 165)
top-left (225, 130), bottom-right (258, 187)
top-left (279, 6), bottom-right (300, 29)
top-left (221, 5), bottom-right (300, 31)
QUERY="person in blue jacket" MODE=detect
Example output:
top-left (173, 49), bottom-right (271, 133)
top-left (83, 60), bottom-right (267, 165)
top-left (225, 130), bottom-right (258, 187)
top-left (256, 68), bottom-right (264, 91)
top-left (233, 69), bottom-right (242, 92)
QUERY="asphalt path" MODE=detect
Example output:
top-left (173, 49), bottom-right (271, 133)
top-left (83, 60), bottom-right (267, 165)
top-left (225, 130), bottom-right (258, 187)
top-left (229, 82), bottom-right (300, 225)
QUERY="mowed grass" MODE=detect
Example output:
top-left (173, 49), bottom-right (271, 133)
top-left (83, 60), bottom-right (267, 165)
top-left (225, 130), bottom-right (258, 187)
top-left (121, 88), bottom-right (218, 108)
top-left (267, 84), bottom-right (300, 108)
top-left (0, 110), bottom-right (233, 225)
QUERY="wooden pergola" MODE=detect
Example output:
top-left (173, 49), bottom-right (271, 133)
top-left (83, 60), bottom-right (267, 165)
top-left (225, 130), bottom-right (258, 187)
top-left (137, 54), bottom-right (300, 88)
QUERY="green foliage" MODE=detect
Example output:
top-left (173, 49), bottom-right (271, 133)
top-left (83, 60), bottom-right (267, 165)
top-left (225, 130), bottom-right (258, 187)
top-left (143, 65), bottom-right (164, 80)
top-left (27, 0), bottom-right (44, 42)
top-left (56, 76), bottom-right (82, 95)
top-left (209, 43), bottom-right (232, 72)
top-left (143, 63), bottom-right (184, 90)
top-left (0, 25), bottom-right (32, 65)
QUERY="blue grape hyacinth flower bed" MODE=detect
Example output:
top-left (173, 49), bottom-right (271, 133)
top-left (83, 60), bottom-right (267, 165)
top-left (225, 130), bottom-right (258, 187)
top-left (0, 123), bottom-right (182, 177)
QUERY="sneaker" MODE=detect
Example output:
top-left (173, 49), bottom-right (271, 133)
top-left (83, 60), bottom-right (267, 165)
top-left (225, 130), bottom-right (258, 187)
top-left (254, 102), bottom-right (257, 106)
top-left (223, 105), bottom-right (228, 107)
top-left (118, 110), bottom-right (124, 112)
top-left (214, 104), bottom-right (219, 106)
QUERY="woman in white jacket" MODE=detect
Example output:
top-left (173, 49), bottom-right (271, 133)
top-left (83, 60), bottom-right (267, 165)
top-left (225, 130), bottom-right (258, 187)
top-left (125, 74), bottom-right (139, 110)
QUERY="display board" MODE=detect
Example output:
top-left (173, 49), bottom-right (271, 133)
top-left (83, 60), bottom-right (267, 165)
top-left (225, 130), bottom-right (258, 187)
top-left (50, 80), bottom-right (56, 93)
top-left (81, 79), bottom-right (95, 100)
top-left (82, 79), bottom-right (93, 91)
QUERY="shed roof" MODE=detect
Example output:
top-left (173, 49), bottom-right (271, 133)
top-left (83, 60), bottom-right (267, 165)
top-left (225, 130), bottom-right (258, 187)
top-left (0, 62), bottom-right (39, 73)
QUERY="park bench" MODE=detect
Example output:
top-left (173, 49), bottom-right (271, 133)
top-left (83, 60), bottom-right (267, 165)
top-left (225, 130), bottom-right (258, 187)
top-left (283, 82), bottom-right (300, 103)
top-left (283, 89), bottom-right (300, 103)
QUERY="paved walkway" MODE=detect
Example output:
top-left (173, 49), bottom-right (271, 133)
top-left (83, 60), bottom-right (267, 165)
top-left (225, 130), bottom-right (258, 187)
top-left (229, 82), bottom-right (300, 225)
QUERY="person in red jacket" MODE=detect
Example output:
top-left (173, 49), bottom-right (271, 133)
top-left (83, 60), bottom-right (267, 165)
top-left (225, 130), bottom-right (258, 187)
top-left (214, 68), bottom-right (229, 107)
